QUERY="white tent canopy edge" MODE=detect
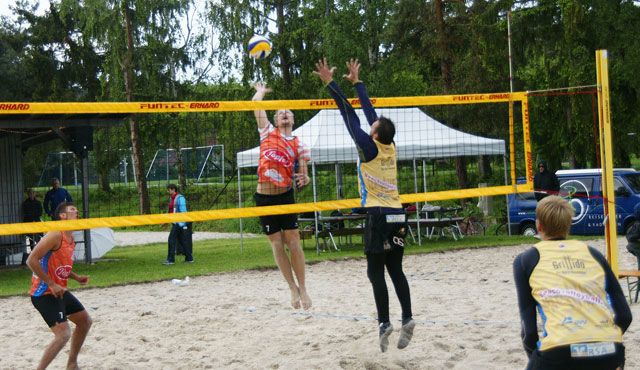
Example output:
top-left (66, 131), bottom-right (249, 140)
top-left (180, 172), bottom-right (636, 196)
top-left (237, 107), bottom-right (505, 167)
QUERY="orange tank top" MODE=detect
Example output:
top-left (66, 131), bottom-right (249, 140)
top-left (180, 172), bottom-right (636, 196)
top-left (30, 232), bottom-right (75, 297)
top-left (258, 126), bottom-right (308, 188)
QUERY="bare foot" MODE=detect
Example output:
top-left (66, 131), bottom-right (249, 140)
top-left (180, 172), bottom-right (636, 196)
top-left (290, 287), bottom-right (301, 309)
top-left (300, 289), bottom-right (312, 310)
top-left (66, 362), bottom-right (80, 370)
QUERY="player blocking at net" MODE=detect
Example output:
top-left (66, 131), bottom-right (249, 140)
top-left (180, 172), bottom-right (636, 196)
top-left (314, 58), bottom-right (415, 352)
top-left (251, 82), bottom-right (312, 310)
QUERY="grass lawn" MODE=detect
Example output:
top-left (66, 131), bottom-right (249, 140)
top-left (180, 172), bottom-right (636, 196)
top-left (0, 234), bottom-right (591, 297)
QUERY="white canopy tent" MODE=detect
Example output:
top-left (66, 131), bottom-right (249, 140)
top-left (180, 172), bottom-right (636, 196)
top-left (237, 108), bottom-right (505, 166)
top-left (236, 107), bottom-right (507, 250)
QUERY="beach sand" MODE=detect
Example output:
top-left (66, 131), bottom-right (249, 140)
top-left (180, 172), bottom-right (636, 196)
top-left (2, 238), bottom-right (639, 369)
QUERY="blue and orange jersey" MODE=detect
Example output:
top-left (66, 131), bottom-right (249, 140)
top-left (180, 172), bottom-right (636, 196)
top-left (29, 232), bottom-right (75, 297)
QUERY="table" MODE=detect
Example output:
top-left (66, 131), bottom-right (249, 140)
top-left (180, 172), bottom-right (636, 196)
top-left (406, 206), bottom-right (464, 243)
top-left (298, 214), bottom-right (366, 252)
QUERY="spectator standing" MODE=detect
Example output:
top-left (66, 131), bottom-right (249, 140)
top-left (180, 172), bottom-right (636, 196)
top-left (43, 178), bottom-right (72, 220)
top-left (625, 203), bottom-right (640, 269)
top-left (163, 184), bottom-right (193, 265)
top-left (533, 161), bottom-right (560, 202)
top-left (21, 188), bottom-right (43, 265)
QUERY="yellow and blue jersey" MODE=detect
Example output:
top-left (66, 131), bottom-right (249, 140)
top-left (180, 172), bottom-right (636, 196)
top-left (513, 239), bottom-right (631, 354)
top-left (326, 80), bottom-right (402, 212)
top-left (357, 140), bottom-right (402, 209)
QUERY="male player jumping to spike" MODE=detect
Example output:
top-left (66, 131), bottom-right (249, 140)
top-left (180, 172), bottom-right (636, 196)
top-left (252, 82), bottom-right (312, 310)
top-left (314, 58), bottom-right (415, 352)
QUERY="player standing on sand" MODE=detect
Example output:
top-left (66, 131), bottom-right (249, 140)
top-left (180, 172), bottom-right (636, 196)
top-left (27, 202), bottom-right (92, 370)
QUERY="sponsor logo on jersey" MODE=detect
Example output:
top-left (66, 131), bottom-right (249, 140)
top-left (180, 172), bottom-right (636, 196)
top-left (264, 169), bottom-right (284, 183)
top-left (54, 265), bottom-right (72, 280)
top-left (264, 149), bottom-right (291, 166)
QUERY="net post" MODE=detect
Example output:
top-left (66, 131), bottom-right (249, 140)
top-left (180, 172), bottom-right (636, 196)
top-left (596, 49), bottom-right (619, 274)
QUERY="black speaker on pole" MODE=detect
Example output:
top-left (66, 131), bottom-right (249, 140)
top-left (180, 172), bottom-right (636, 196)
top-left (66, 126), bottom-right (94, 156)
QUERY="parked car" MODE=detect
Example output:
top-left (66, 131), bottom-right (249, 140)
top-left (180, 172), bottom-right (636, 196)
top-left (507, 168), bottom-right (640, 236)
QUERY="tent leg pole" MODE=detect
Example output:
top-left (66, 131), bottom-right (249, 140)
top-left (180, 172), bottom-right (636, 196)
top-left (81, 153), bottom-right (92, 264)
top-left (413, 159), bottom-right (421, 245)
top-left (238, 167), bottom-right (244, 253)
top-left (312, 162), bottom-right (320, 254)
top-left (503, 155), bottom-right (512, 236)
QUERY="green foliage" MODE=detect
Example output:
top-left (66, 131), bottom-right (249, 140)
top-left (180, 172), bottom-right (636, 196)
top-left (2, 0), bottom-right (640, 221)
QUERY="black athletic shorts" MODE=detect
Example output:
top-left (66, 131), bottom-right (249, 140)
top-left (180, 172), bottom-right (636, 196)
top-left (254, 189), bottom-right (298, 235)
top-left (526, 343), bottom-right (625, 370)
top-left (31, 291), bottom-right (85, 328)
top-left (364, 212), bottom-right (408, 254)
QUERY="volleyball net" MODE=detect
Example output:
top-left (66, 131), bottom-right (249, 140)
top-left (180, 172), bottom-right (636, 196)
top-left (0, 90), bottom-right (533, 236)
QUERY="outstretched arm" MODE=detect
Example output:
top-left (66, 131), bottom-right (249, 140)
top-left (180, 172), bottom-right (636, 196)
top-left (314, 58), bottom-right (377, 162)
top-left (344, 59), bottom-right (377, 125)
top-left (252, 82), bottom-right (272, 130)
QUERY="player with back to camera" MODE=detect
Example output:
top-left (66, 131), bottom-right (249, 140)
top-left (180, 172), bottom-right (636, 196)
top-left (252, 81), bottom-right (312, 310)
top-left (313, 58), bottom-right (415, 352)
top-left (513, 195), bottom-right (632, 370)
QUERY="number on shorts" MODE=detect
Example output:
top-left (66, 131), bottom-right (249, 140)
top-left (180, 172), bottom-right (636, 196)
top-left (59, 312), bottom-right (64, 320)
top-left (392, 236), bottom-right (404, 247)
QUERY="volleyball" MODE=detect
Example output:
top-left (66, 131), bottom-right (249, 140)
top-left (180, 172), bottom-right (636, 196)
top-left (247, 35), bottom-right (272, 59)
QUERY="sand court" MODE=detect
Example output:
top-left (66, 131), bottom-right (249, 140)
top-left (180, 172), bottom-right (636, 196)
top-left (2, 238), bottom-right (639, 369)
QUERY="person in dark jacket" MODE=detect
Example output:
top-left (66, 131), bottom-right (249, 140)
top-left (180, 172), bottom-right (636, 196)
top-left (43, 178), bottom-right (72, 219)
top-left (533, 160), bottom-right (560, 202)
top-left (22, 188), bottom-right (43, 265)
top-left (626, 203), bottom-right (640, 269)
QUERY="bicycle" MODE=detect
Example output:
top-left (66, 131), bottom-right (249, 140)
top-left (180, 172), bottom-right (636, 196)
top-left (494, 210), bottom-right (509, 235)
top-left (457, 216), bottom-right (486, 236)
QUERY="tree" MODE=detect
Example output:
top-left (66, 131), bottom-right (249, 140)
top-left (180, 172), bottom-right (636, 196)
top-left (59, 0), bottom-right (195, 213)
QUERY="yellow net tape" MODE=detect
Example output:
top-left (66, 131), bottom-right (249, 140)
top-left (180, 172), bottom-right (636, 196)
top-left (0, 92), bottom-right (528, 115)
top-left (0, 91), bottom-right (531, 236)
top-left (0, 184), bottom-right (532, 235)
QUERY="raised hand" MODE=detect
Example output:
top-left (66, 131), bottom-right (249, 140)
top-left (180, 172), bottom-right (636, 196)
top-left (313, 57), bottom-right (336, 84)
top-left (343, 58), bottom-right (361, 84)
top-left (252, 82), bottom-right (272, 100)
